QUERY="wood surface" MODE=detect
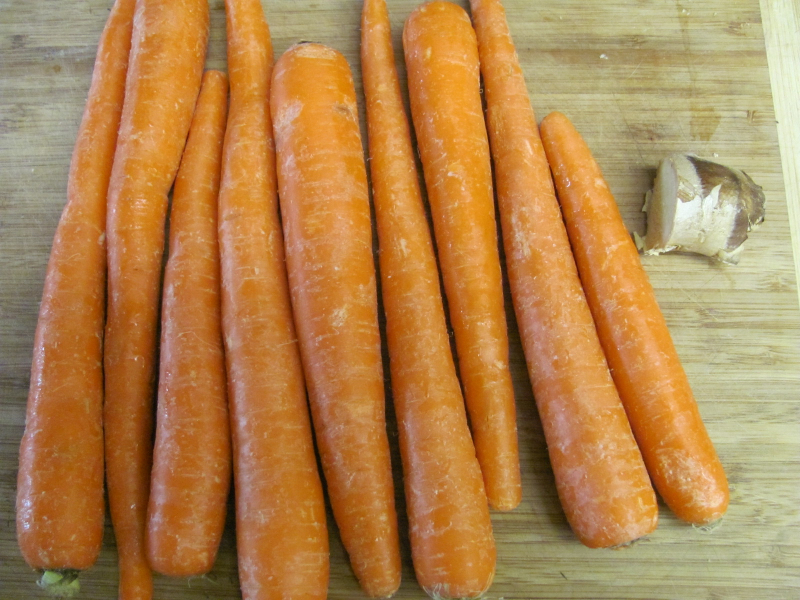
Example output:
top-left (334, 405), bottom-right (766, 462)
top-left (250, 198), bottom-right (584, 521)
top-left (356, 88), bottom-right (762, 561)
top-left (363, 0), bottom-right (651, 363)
top-left (1, 1), bottom-right (799, 599)
top-left (760, 0), bottom-right (800, 308)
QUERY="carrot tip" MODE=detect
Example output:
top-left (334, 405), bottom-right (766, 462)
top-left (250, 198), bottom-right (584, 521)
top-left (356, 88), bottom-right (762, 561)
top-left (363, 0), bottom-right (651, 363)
top-left (37, 569), bottom-right (80, 598)
top-left (692, 518), bottom-right (724, 534)
top-left (607, 535), bottom-right (649, 550)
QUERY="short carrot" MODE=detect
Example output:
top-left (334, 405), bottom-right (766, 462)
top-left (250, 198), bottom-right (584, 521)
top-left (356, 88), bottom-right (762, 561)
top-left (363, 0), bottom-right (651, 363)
top-left (362, 0), bottom-right (495, 596)
top-left (467, 0), bottom-right (658, 548)
top-left (218, 2), bottom-right (329, 598)
top-left (540, 111), bottom-right (730, 525)
top-left (402, 0), bottom-right (521, 511)
top-left (271, 42), bottom-right (401, 598)
top-left (16, 0), bottom-right (135, 592)
top-left (145, 70), bottom-right (230, 578)
top-left (103, 0), bottom-right (209, 597)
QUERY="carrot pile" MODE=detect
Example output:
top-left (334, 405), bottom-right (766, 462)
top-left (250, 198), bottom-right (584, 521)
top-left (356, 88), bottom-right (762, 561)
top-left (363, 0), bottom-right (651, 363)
top-left (539, 111), bottom-right (730, 525)
top-left (362, 0), bottom-right (496, 597)
top-left (16, 0), bottom-right (135, 596)
top-left (404, 0), bottom-right (522, 513)
top-left (16, 0), bottom-right (729, 598)
top-left (103, 1), bottom-right (209, 597)
top-left (271, 41), bottom-right (402, 598)
top-left (146, 69), bottom-right (230, 579)
top-left (469, 0), bottom-right (658, 548)
top-left (218, 1), bottom-right (329, 598)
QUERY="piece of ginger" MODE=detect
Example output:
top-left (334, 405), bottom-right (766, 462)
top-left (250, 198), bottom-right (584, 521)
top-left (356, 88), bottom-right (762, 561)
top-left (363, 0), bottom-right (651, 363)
top-left (636, 154), bottom-right (765, 264)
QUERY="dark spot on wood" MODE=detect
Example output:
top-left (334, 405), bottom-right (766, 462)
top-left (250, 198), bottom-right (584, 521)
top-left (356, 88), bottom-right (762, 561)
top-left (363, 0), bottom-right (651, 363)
top-left (629, 123), bottom-right (666, 142)
top-left (727, 21), bottom-right (750, 37)
top-left (11, 34), bottom-right (26, 49)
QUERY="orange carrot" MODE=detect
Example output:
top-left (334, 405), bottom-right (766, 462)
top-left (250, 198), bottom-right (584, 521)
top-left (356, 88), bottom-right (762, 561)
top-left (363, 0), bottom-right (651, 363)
top-left (145, 70), bottom-right (230, 578)
top-left (467, 0), bottom-right (658, 548)
top-left (402, 0), bottom-right (521, 511)
top-left (218, 2), bottom-right (329, 598)
top-left (103, 0), bottom-right (209, 597)
top-left (271, 42), bottom-right (401, 598)
top-left (16, 0), bottom-right (135, 592)
top-left (540, 111), bottom-right (730, 525)
top-left (362, 0), bottom-right (496, 596)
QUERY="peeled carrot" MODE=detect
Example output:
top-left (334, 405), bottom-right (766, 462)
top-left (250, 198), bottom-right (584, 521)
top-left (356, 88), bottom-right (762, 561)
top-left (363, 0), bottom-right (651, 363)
top-left (362, 0), bottom-right (495, 597)
top-left (540, 111), bottom-right (730, 525)
top-left (402, 0), bottom-right (521, 511)
top-left (467, 0), bottom-right (658, 548)
top-left (218, 2), bottom-right (329, 598)
top-left (104, 0), bottom-right (209, 597)
top-left (16, 0), bottom-right (135, 593)
top-left (271, 42), bottom-right (401, 598)
top-left (145, 70), bottom-right (230, 578)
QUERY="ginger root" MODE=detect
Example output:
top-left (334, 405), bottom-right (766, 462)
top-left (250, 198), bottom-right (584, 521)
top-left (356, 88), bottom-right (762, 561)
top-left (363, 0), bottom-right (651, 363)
top-left (636, 154), bottom-right (765, 264)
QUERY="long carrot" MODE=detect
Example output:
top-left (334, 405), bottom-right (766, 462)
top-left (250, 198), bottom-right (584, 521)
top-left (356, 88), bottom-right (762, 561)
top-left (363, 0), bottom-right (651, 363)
top-left (362, 0), bottom-right (496, 596)
top-left (271, 42), bottom-right (401, 598)
top-left (16, 0), bottom-right (135, 594)
top-left (402, 0), bottom-right (521, 511)
top-left (540, 111), bottom-right (730, 525)
top-left (145, 70), bottom-right (230, 578)
top-left (104, 0), bottom-right (209, 597)
top-left (466, 0), bottom-right (658, 548)
top-left (218, 2), bottom-right (329, 598)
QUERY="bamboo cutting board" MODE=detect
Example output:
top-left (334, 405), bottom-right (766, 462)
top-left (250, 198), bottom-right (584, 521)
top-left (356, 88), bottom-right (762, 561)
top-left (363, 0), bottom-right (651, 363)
top-left (1, 1), bottom-right (799, 598)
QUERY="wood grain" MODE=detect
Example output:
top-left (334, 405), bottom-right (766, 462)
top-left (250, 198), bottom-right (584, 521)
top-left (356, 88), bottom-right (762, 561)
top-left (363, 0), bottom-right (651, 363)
top-left (1, 1), bottom-right (799, 599)
top-left (760, 0), bottom-right (800, 309)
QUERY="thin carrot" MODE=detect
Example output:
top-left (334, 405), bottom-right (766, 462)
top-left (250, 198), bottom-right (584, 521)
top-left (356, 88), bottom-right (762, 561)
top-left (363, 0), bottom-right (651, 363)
top-left (540, 111), bottom-right (730, 525)
top-left (103, 0), bottom-right (209, 597)
top-left (218, 2), bottom-right (329, 598)
top-left (362, 0), bottom-right (495, 596)
top-left (145, 70), bottom-right (230, 578)
top-left (402, 0), bottom-right (521, 512)
top-left (467, 0), bottom-right (658, 548)
top-left (16, 0), bottom-right (135, 592)
top-left (271, 42), bottom-right (401, 598)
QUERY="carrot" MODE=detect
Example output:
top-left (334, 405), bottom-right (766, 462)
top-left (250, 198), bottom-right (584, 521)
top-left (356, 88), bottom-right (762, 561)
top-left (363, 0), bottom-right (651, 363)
top-left (145, 70), bottom-right (230, 578)
top-left (103, 0), bottom-right (209, 597)
top-left (271, 42), bottom-right (401, 598)
top-left (218, 2), bottom-right (329, 598)
top-left (466, 0), bottom-right (658, 548)
top-left (402, 0), bottom-right (521, 512)
top-left (540, 111), bottom-right (730, 525)
top-left (361, 0), bottom-right (496, 596)
top-left (16, 0), bottom-right (135, 593)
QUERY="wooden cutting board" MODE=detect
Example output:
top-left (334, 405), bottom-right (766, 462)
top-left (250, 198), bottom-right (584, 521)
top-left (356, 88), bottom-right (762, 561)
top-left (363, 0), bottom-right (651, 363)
top-left (1, 1), bottom-right (798, 598)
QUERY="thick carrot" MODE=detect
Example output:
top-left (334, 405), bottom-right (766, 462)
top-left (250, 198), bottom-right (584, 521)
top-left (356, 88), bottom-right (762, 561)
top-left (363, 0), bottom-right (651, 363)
top-left (16, 0), bottom-right (135, 591)
top-left (271, 42), bottom-right (401, 598)
top-left (145, 70), bottom-right (230, 578)
top-left (103, 0), bottom-right (209, 597)
top-left (402, 0), bottom-right (521, 511)
top-left (361, 0), bottom-right (496, 596)
top-left (218, 2), bottom-right (329, 598)
top-left (467, 0), bottom-right (658, 548)
top-left (540, 111), bottom-right (730, 525)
